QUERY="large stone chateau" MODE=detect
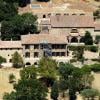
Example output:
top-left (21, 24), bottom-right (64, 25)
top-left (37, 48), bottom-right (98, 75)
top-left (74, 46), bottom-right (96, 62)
top-left (0, 3), bottom-right (100, 66)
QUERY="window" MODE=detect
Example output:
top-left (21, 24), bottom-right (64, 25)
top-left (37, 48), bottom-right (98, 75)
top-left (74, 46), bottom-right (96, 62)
top-left (25, 45), bottom-right (30, 49)
top-left (61, 45), bottom-right (66, 49)
top-left (52, 52), bottom-right (56, 56)
top-left (64, 13), bottom-right (69, 16)
top-left (43, 15), bottom-right (46, 18)
top-left (34, 44), bottom-right (39, 49)
top-left (34, 62), bottom-right (38, 65)
top-left (56, 13), bottom-right (61, 15)
top-left (72, 13), bottom-right (76, 15)
top-left (61, 52), bottom-right (65, 56)
top-left (25, 52), bottom-right (30, 58)
top-left (34, 52), bottom-right (39, 58)
top-left (56, 52), bottom-right (60, 56)
top-left (9, 59), bottom-right (12, 63)
top-left (26, 62), bottom-right (31, 66)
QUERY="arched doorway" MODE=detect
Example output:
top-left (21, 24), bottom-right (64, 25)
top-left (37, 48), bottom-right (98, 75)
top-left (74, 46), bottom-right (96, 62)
top-left (34, 62), bottom-right (38, 65)
top-left (80, 37), bottom-right (84, 43)
top-left (26, 62), bottom-right (31, 66)
top-left (71, 37), bottom-right (78, 43)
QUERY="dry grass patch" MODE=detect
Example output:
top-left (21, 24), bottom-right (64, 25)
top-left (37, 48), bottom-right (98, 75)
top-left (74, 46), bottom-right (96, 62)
top-left (0, 68), bottom-right (20, 100)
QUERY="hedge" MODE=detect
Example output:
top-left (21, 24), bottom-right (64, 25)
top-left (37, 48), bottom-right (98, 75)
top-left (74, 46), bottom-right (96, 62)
top-left (68, 45), bottom-right (98, 52)
top-left (90, 63), bottom-right (100, 72)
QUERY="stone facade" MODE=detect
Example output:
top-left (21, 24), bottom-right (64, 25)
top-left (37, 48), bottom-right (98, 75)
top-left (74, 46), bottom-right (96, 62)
top-left (0, 13), bottom-right (100, 67)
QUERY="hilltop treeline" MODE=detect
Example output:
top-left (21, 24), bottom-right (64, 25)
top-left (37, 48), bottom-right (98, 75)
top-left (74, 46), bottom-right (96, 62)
top-left (0, 0), bottom-right (38, 40)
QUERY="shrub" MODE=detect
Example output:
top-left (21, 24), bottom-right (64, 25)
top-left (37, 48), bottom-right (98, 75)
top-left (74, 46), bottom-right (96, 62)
top-left (95, 35), bottom-right (100, 44)
top-left (12, 52), bottom-right (24, 68)
top-left (84, 31), bottom-right (93, 45)
top-left (68, 46), bottom-right (85, 51)
top-left (85, 45), bottom-right (98, 52)
top-left (91, 59), bottom-right (100, 62)
top-left (90, 46), bottom-right (98, 52)
top-left (90, 63), bottom-right (100, 72)
top-left (70, 59), bottom-right (77, 63)
top-left (0, 56), bottom-right (6, 66)
top-left (81, 88), bottom-right (99, 99)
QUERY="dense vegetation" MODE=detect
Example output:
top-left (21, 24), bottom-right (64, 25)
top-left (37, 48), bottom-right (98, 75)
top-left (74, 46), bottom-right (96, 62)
top-left (1, 13), bottom-right (38, 40)
top-left (3, 57), bottom-right (100, 100)
top-left (0, 56), bottom-right (6, 66)
top-left (0, 0), bottom-right (38, 40)
top-left (12, 52), bottom-right (24, 68)
top-left (3, 66), bottom-right (48, 100)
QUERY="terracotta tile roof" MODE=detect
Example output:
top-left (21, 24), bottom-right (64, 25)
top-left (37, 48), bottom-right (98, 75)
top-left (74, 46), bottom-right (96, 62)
top-left (0, 41), bottom-right (22, 49)
top-left (94, 22), bottom-right (100, 31)
top-left (21, 34), bottom-right (67, 44)
top-left (50, 15), bottom-right (94, 28)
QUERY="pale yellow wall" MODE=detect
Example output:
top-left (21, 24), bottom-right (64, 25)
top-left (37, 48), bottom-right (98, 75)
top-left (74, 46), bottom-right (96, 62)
top-left (0, 49), bottom-right (23, 63)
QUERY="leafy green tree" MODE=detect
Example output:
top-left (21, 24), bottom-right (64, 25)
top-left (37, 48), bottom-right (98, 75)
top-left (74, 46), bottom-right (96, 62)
top-left (20, 65), bottom-right (37, 80)
top-left (90, 63), bottom-right (100, 72)
top-left (58, 63), bottom-right (74, 98)
top-left (81, 65), bottom-right (94, 88)
top-left (3, 0), bottom-right (19, 4)
top-left (81, 88), bottom-right (99, 100)
top-left (58, 63), bottom-right (94, 100)
top-left (0, 56), bottom-right (6, 65)
top-left (51, 81), bottom-right (59, 100)
top-left (59, 63), bottom-right (74, 79)
top-left (21, 13), bottom-right (38, 34)
top-left (0, 0), bottom-right (18, 22)
top-left (84, 31), bottom-right (93, 45)
top-left (72, 46), bottom-right (84, 63)
top-left (1, 20), bottom-right (17, 40)
top-left (3, 92), bottom-right (17, 100)
top-left (93, 9), bottom-right (100, 19)
top-left (3, 66), bottom-right (48, 100)
top-left (1, 13), bottom-right (38, 40)
top-left (38, 57), bottom-right (58, 87)
top-left (12, 51), bottom-right (23, 68)
top-left (18, 0), bottom-right (30, 7)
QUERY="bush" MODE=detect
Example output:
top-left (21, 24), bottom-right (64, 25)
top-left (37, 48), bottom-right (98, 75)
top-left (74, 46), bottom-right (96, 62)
top-left (95, 35), bottom-right (100, 44)
top-left (91, 59), bottom-right (100, 62)
top-left (90, 63), bottom-right (100, 72)
top-left (85, 45), bottom-right (98, 52)
top-left (0, 56), bottom-right (6, 65)
top-left (12, 52), bottom-right (24, 68)
top-left (70, 59), bottom-right (77, 63)
top-left (84, 31), bottom-right (93, 45)
top-left (90, 46), bottom-right (98, 52)
top-left (68, 46), bottom-right (85, 51)
top-left (81, 88), bottom-right (99, 99)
